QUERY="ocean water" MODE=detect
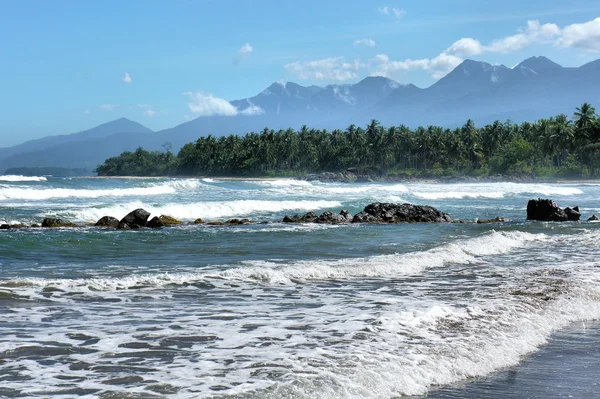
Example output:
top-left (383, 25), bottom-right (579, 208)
top-left (1, 175), bottom-right (599, 398)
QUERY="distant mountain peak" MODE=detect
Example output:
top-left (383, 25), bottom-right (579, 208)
top-left (515, 56), bottom-right (562, 75)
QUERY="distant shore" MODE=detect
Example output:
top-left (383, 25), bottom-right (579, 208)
top-left (80, 174), bottom-right (600, 184)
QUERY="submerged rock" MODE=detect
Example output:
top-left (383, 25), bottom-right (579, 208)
top-left (352, 203), bottom-right (452, 223)
top-left (118, 208), bottom-right (151, 229)
top-left (41, 218), bottom-right (78, 228)
top-left (147, 215), bottom-right (184, 228)
top-left (193, 218), bottom-right (205, 224)
top-left (94, 216), bottom-right (120, 228)
top-left (226, 218), bottom-right (251, 225)
top-left (526, 199), bottom-right (579, 222)
top-left (588, 214), bottom-right (599, 221)
top-left (476, 217), bottom-right (508, 224)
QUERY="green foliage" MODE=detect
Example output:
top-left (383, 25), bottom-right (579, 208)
top-left (96, 104), bottom-right (600, 178)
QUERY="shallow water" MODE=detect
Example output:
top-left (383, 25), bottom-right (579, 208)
top-left (1, 176), bottom-right (599, 398)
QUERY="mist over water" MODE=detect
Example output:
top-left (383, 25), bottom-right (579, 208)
top-left (1, 176), bottom-right (600, 398)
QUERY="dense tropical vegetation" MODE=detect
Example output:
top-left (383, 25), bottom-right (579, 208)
top-left (96, 104), bottom-right (600, 178)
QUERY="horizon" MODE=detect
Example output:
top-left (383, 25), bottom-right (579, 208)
top-left (1, 1), bottom-right (600, 145)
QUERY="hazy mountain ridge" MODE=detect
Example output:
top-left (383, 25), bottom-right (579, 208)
top-left (2, 56), bottom-right (600, 173)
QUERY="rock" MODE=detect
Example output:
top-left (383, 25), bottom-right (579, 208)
top-left (147, 215), bottom-right (184, 228)
top-left (41, 218), bottom-right (78, 228)
top-left (118, 208), bottom-right (151, 229)
top-left (564, 207), bottom-right (581, 221)
top-left (477, 216), bottom-right (508, 224)
top-left (94, 216), bottom-right (120, 227)
top-left (282, 211), bottom-right (318, 223)
top-left (352, 203), bottom-right (452, 223)
top-left (0, 224), bottom-right (9, 230)
top-left (30, 224), bottom-right (40, 228)
top-left (588, 214), bottom-right (599, 221)
top-left (193, 218), bottom-right (205, 224)
top-left (226, 218), bottom-right (251, 225)
top-left (207, 221), bottom-right (225, 226)
top-left (526, 199), bottom-right (579, 222)
top-left (316, 211), bottom-right (351, 224)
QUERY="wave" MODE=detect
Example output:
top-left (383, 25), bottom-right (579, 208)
top-left (62, 199), bottom-right (343, 222)
top-left (0, 230), bottom-right (546, 293)
top-left (411, 183), bottom-right (583, 200)
top-left (0, 179), bottom-right (202, 201)
top-left (0, 175), bottom-right (47, 182)
top-left (250, 179), bottom-right (314, 187)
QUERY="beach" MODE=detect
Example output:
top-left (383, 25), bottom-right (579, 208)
top-left (1, 175), bottom-right (599, 398)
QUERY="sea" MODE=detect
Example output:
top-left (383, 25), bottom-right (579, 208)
top-left (0, 175), bottom-right (599, 399)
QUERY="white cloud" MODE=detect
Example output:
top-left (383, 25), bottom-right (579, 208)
top-left (378, 6), bottom-right (405, 19)
top-left (558, 17), bottom-right (600, 51)
top-left (353, 38), bottom-right (376, 47)
top-left (99, 104), bottom-right (118, 111)
top-left (235, 43), bottom-right (253, 64)
top-left (284, 57), bottom-right (361, 81)
top-left (486, 20), bottom-right (560, 53)
top-left (122, 72), bottom-right (132, 84)
top-left (369, 53), bottom-right (461, 79)
top-left (445, 38), bottom-right (485, 57)
top-left (144, 109), bottom-right (156, 118)
top-left (238, 43), bottom-right (253, 57)
top-left (184, 91), bottom-right (264, 117)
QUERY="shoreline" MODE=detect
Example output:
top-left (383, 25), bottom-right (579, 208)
top-left (76, 175), bottom-right (600, 184)
top-left (423, 320), bottom-right (600, 398)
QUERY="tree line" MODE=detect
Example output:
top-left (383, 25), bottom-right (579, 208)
top-left (95, 103), bottom-right (600, 178)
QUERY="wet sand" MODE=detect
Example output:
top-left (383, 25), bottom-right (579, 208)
top-left (423, 320), bottom-right (600, 399)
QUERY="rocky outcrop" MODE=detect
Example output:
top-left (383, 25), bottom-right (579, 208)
top-left (226, 218), bottom-right (251, 225)
top-left (476, 217), bottom-right (508, 224)
top-left (147, 215), bottom-right (183, 228)
top-left (564, 206), bottom-right (581, 221)
top-left (526, 199), bottom-right (580, 222)
top-left (117, 208), bottom-right (150, 229)
top-left (352, 203), bottom-right (452, 223)
top-left (94, 216), bottom-right (120, 227)
top-left (282, 211), bottom-right (319, 223)
top-left (0, 224), bottom-right (28, 229)
top-left (41, 218), bottom-right (78, 228)
top-left (588, 214), bottom-right (599, 221)
top-left (193, 218), bottom-right (205, 224)
top-left (283, 204), bottom-right (450, 224)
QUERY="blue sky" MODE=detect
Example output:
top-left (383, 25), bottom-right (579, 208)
top-left (1, 0), bottom-right (600, 146)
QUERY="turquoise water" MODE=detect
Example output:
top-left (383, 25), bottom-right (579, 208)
top-left (1, 175), bottom-right (600, 398)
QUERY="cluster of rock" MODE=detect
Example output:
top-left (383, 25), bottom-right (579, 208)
top-left (283, 203), bottom-right (452, 224)
top-left (1, 199), bottom-right (598, 231)
top-left (526, 198), bottom-right (582, 221)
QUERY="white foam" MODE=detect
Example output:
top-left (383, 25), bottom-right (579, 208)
top-left (3, 230), bottom-right (545, 293)
top-left (250, 179), bottom-right (314, 187)
top-left (62, 199), bottom-right (343, 222)
top-left (0, 175), bottom-right (47, 182)
top-left (0, 179), bottom-right (201, 201)
top-left (411, 183), bottom-right (583, 200)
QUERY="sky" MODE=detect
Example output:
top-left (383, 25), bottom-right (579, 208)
top-left (1, 0), bottom-right (600, 146)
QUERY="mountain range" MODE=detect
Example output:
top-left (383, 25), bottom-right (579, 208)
top-left (2, 56), bottom-right (600, 173)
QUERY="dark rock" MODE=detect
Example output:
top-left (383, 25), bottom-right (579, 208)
top-left (193, 218), bottom-right (205, 224)
top-left (41, 218), bottom-right (78, 228)
top-left (526, 199), bottom-right (578, 222)
top-left (564, 207), bottom-right (581, 221)
top-left (477, 216), bottom-right (508, 224)
top-left (146, 216), bottom-right (163, 228)
top-left (118, 208), bottom-right (151, 229)
top-left (147, 215), bottom-right (183, 228)
top-left (352, 203), bottom-right (452, 223)
top-left (0, 224), bottom-right (9, 230)
top-left (94, 216), bottom-right (119, 228)
top-left (226, 218), bottom-right (251, 225)
top-left (316, 211), bottom-right (351, 224)
top-left (207, 221), bottom-right (225, 226)
top-left (116, 222), bottom-right (132, 230)
top-left (588, 214), bottom-right (599, 221)
top-left (282, 211), bottom-right (318, 223)
top-left (30, 224), bottom-right (40, 228)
